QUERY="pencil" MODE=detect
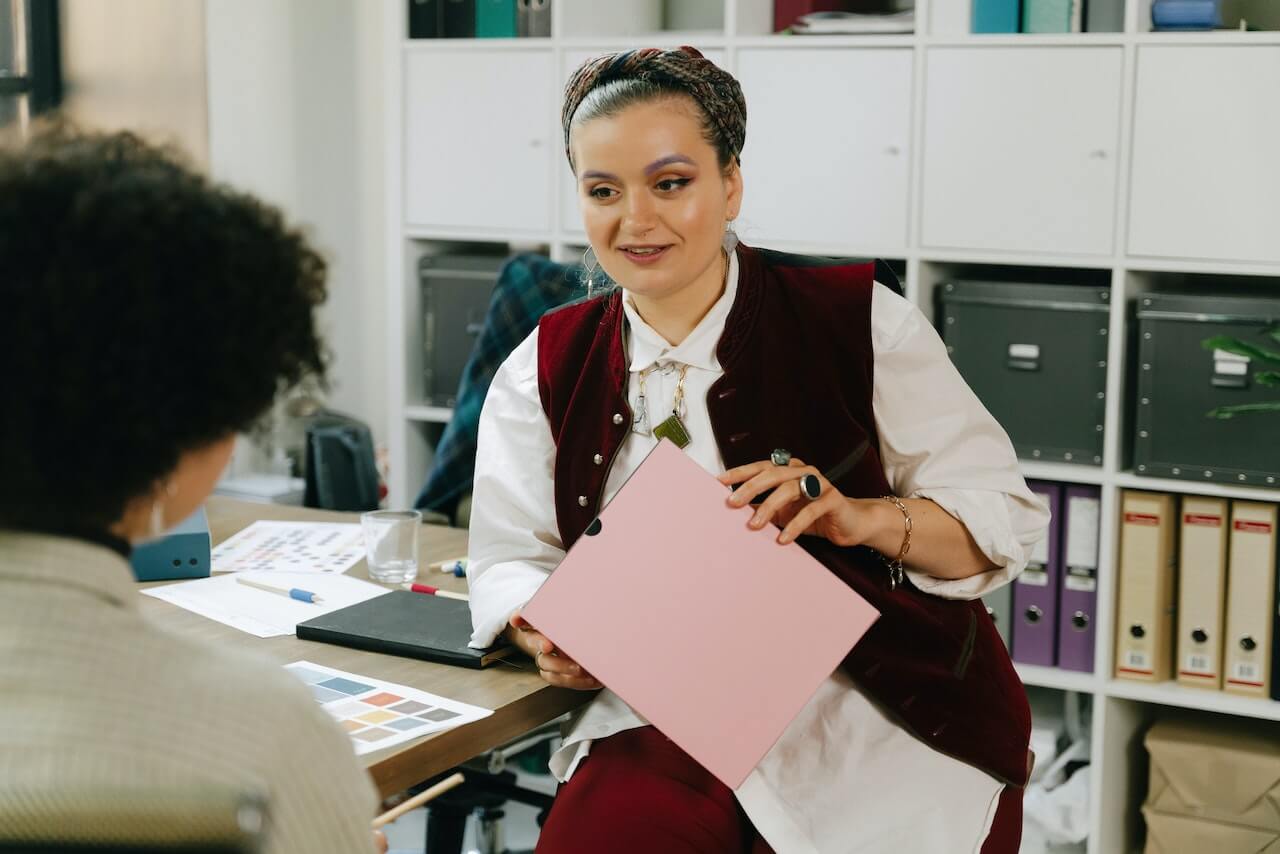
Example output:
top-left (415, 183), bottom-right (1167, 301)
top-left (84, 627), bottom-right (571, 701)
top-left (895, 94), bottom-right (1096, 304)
top-left (404, 583), bottom-right (469, 601)
top-left (235, 576), bottom-right (324, 604)
top-left (372, 772), bottom-right (466, 828)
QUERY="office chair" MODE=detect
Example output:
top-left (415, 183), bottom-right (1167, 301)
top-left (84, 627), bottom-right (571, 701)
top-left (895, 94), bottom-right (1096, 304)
top-left (0, 786), bottom-right (266, 853)
top-left (414, 721), bottom-right (563, 854)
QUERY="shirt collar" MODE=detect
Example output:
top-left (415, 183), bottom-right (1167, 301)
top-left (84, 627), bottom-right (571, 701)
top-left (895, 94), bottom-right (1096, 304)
top-left (621, 248), bottom-right (739, 374)
top-left (0, 530), bottom-right (140, 610)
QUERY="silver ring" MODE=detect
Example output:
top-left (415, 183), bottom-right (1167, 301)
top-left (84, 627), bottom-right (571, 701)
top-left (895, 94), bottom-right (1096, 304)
top-left (771, 448), bottom-right (792, 466)
top-left (799, 473), bottom-right (822, 501)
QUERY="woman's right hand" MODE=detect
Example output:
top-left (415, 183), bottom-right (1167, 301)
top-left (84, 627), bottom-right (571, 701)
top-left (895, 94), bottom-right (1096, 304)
top-left (506, 612), bottom-right (602, 691)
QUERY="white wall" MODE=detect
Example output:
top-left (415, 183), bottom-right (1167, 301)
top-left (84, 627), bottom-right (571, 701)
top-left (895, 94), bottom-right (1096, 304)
top-left (206, 0), bottom-right (388, 465)
top-left (59, 0), bottom-right (210, 166)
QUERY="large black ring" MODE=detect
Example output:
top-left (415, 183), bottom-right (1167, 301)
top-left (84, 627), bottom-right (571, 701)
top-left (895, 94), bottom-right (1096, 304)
top-left (799, 473), bottom-right (822, 501)
top-left (770, 448), bottom-right (792, 466)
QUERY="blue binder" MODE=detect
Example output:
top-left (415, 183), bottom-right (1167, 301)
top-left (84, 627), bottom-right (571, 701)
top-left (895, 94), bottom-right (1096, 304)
top-left (1151, 0), bottom-right (1219, 29)
top-left (476, 0), bottom-right (516, 37)
top-left (973, 0), bottom-right (1021, 32)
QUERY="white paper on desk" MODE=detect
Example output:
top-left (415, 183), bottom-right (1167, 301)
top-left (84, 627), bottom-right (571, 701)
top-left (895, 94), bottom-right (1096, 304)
top-left (282, 661), bottom-right (492, 756)
top-left (142, 571), bottom-right (390, 638)
top-left (211, 520), bottom-right (365, 574)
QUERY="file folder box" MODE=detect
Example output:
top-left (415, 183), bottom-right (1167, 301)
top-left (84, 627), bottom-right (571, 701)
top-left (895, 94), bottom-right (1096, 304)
top-left (1176, 496), bottom-right (1229, 689)
top-left (1224, 501), bottom-right (1277, 697)
top-left (1013, 480), bottom-right (1062, 667)
top-left (939, 281), bottom-right (1110, 465)
top-left (984, 583), bottom-right (1014, 650)
top-left (1115, 491), bottom-right (1178, 682)
top-left (419, 254), bottom-right (506, 408)
top-left (1058, 485), bottom-right (1101, 672)
top-left (1134, 293), bottom-right (1280, 487)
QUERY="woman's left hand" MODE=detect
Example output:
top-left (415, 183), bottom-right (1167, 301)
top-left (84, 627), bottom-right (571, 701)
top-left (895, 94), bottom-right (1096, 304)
top-left (718, 457), bottom-right (883, 547)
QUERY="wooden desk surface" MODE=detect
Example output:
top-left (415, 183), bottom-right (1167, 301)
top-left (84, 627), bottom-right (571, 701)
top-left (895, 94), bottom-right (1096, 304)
top-left (137, 496), bottom-right (588, 798)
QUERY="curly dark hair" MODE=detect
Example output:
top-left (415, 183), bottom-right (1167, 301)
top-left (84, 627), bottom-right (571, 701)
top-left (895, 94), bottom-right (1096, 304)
top-left (0, 125), bottom-right (328, 533)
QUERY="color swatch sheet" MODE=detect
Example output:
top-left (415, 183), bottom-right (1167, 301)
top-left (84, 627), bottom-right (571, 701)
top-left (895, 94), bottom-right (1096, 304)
top-left (521, 440), bottom-right (880, 789)
top-left (142, 571), bottom-right (390, 637)
top-left (283, 661), bottom-right (491, 756)
top-left (211, 521), bottom-right (365, 573)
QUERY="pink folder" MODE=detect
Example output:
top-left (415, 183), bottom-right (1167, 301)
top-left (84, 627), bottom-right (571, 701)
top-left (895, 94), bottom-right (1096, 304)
top-left (520, 439), bottom-right (879, 789)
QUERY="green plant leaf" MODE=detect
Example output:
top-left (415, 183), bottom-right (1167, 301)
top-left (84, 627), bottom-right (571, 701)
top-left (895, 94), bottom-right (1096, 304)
top-left (1258, 371), bottom-right (1280, 387)
top-left (1267, 323), bottom-right (1280, 346)
top-left (1201, 335), bottom-right (1280, 366)
top-left (1207, 401), bottom-right (1280, 419)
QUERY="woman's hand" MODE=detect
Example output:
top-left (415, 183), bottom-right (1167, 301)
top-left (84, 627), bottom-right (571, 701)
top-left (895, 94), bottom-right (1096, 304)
top-left (718, 457), bottom-right (892, 547)
top-left (505, 612), bottom-right (602, 691)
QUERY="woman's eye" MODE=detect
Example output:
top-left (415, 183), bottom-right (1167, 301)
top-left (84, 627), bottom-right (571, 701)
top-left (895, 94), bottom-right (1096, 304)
top-left (656, 177), bottom-right (692, 192)
top-left (588, 186), bottom-right (616, 200)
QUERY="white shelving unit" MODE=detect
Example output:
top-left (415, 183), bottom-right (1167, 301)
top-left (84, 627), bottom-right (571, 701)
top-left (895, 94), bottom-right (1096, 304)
top-left (381, 1), bottom-right (1280, 850)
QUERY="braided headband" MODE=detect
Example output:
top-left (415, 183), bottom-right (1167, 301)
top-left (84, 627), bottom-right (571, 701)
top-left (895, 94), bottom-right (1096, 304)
top-left (561, 46), bottom-right (746, 167)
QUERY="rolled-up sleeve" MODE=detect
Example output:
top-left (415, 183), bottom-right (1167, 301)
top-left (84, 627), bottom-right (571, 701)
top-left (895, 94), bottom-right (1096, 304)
top-left (870, 284), bottom-right (1051, 601)
top-left (466, 328), bottom-right (566, 648)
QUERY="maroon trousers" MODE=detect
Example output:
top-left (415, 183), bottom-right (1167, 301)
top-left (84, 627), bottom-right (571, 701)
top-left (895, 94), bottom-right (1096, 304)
top-left (535, 727), bottom-right (1022, 854)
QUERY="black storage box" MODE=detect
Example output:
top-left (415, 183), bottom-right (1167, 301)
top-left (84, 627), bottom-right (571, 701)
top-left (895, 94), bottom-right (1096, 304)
top-left (1134, 292), bottom-right (1280, 486)
top-left (938, 280), bottom-right (1111, 465)
top-left (419, 254), bottom-right (506, 407)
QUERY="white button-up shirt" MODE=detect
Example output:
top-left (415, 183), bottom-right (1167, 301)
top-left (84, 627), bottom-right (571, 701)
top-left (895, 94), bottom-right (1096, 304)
top-left (467, 250), bottom-right (1050, 853)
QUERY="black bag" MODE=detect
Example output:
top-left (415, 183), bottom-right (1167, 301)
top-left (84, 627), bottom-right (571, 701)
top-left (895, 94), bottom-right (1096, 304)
top-left (303, 411), bottom-right (380, 512)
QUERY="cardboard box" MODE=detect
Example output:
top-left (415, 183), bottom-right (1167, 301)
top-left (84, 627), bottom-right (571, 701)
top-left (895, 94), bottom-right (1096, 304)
top-left (1144, 808), bottom-right (1280, 854)
top-left (1144, 718), bottom-right (1280, 833)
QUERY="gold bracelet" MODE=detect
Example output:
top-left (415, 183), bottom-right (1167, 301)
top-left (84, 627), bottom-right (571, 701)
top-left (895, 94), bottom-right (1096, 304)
top-left (881, 495), bottom-right (912, 590)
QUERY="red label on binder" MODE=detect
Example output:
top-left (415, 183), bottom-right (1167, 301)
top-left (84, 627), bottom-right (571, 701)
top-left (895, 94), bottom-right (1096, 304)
top-left (1184, 514), bottom-right (1222, 527)
top-left (1125, 512), bottom-right (1161, 526)
top-left (1234, 520), bottom-right (1274, 534)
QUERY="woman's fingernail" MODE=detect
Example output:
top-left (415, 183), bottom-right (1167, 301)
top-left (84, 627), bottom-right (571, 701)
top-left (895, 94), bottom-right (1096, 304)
top-left (750, 514), bottom-right (763, 527)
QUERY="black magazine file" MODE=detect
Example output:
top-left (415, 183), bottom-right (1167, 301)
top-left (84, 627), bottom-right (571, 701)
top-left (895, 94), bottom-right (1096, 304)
top-left (304, 411), bottom-right (380, 512)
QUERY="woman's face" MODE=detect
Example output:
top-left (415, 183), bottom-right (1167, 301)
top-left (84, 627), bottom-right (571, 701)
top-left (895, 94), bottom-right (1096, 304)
top-left (571, 98), bottom-right (742, 302)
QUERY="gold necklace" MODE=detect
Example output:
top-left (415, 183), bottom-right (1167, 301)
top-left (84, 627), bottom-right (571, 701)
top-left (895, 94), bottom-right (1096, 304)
top-left (634, 362), bottom-right (692, 449)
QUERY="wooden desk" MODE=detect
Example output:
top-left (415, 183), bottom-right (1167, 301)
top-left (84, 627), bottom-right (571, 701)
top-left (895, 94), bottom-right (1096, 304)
top-left (137, 496), bottom-right (588, 798)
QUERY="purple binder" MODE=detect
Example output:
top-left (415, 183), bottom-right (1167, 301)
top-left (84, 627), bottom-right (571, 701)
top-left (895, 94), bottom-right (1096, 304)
top-left (1012, 480), bottom-right (1062, 667)
top-left (1057, 485), bottom-right (1101, 672)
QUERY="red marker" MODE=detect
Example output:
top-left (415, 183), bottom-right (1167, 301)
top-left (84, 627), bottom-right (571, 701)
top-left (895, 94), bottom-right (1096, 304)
top-left (405, 582), bottom-right (469, 601)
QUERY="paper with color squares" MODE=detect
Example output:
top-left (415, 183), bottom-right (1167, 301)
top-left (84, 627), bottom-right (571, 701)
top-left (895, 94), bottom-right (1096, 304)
top-left (520, 439), bottom-right (880, 790)
top-left (283, 661), bottom-right (492, 756)
top-left (211, 521), bottom-right (365, 574)
top-left (141, 571), bottom-right (390, 637)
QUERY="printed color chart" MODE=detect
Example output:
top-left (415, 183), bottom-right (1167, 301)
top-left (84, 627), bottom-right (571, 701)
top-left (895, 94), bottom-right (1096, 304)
top-left (212, 521), bottom-right (365, 573)
top-left (284, 661), bottom-right (491, 755)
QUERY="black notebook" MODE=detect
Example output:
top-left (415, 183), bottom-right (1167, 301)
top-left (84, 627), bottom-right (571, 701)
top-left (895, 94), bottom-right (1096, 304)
top-left (296, 591), bottom-right (516, 669)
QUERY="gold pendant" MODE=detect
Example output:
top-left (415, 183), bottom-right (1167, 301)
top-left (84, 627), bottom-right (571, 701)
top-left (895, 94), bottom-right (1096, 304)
top-left (653, 412), bottom-right (691, 449)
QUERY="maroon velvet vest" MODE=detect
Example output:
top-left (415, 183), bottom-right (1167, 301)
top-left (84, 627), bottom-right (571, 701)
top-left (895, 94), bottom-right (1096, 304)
top-left (535, 242), bottom-right (1032, 787)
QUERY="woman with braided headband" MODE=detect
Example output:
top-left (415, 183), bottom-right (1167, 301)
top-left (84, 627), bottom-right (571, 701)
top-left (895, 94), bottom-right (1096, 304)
top-left (466, 47), bottom-right (1048, 853)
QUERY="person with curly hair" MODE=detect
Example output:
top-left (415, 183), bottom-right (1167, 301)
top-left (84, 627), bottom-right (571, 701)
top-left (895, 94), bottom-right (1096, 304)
top-left (0, 127), bottom-right (383, 854)
top-left (464, 48), bottom-right (1050, 852)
